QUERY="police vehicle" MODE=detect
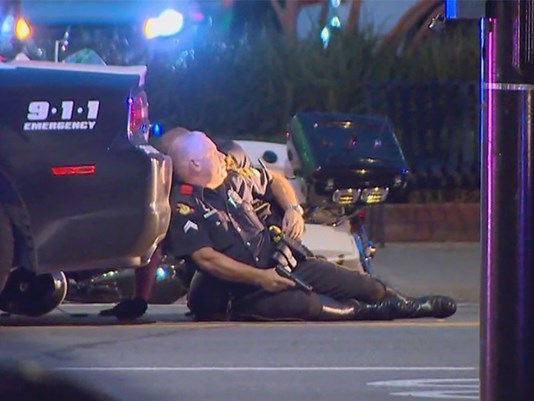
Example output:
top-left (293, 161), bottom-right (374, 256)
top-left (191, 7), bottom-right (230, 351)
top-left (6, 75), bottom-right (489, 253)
top-left (0, 56), bottom-right (172, 316)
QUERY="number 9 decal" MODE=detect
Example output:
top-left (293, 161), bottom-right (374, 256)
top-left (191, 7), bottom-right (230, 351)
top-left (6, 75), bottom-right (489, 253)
top-left (27, 101), bottom-right (50, 121)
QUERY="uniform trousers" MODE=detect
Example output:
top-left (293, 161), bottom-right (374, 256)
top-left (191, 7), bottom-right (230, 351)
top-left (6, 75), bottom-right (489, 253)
top-left (187, 258), bottom-right (385, 321)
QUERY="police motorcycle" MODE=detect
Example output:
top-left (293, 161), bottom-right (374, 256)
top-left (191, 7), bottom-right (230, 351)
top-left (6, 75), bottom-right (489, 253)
top-left (232, 113), bottom-right (408, 276)
top-left (283, 112), bottom-right (408, 276)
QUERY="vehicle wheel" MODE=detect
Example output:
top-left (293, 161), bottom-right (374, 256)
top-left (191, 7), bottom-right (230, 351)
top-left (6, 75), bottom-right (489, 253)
top-left (0, 270), bottom-right (68, 316)
top-left (0, 205), bottom-right (14, 294)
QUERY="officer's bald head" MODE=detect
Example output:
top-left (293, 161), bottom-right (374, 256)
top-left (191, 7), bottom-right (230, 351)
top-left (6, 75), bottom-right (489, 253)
top-left (169, 131), bottom-right (227, 188)
top-left (170, 131), bottom-right (209, 168)
top-left (155, 126), bottom-right (190, 154)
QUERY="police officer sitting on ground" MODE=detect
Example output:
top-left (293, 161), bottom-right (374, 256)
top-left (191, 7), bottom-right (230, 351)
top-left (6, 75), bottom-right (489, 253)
top-left (186, 137), bottom-right (311, 320)
top-left (163, 130), bottom-right (456, 322)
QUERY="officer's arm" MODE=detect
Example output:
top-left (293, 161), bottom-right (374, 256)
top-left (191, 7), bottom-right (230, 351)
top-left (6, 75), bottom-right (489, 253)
top-left (191, 247), bottom-right (295, 292)
top-left (268, 171), bottom-right (305, 240)
top-left (268, 171), bottom-right (301, 211)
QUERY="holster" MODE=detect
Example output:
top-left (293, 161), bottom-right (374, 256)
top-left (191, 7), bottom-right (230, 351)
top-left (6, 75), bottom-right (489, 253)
top-left (269, 225), bottom-right (313, 267)
top-left (282, 237), bottom-right (314, 262)
top-left (272, 242), bottom-right (298, 270)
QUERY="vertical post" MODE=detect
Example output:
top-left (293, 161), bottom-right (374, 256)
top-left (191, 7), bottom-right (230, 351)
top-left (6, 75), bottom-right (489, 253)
top-left (481, 1), bottom-right (534, 400)
top-left (53, 40), bottom-right (60, 63)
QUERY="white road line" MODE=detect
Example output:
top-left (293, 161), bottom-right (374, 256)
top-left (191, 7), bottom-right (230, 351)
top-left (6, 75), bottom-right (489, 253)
top-left (369, 378), bottom-right (479, 400)
top-left (53, 366), bottom-right (477, 372)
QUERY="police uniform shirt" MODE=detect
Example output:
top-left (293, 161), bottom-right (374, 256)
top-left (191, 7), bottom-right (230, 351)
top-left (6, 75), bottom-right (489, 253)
top-left (168, 169), bottom-right (276, 269)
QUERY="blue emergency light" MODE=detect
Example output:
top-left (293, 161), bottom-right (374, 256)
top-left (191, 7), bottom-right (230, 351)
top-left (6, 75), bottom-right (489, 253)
top-left (150, 123), bottom-right (163, 137)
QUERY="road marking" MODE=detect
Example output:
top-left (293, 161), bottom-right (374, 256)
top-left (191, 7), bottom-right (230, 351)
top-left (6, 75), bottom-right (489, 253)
top-left (369, 378), bottom-right (479, 387)
top-left (369, 378), bottom-right (479, 400)
top-left (53, 366), bottom-right (477, 372)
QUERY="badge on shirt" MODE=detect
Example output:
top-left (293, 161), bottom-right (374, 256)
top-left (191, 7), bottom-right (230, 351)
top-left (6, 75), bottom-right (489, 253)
top-left (176, 203), bottom-right (194, 215)
top-left (203, 209), bottom-right (217, 219)
top-left (227, 189), bottom-right (242, 209)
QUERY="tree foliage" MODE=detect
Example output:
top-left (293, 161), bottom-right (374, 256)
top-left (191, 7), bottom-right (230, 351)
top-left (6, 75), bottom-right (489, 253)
top-left (144, 21), bottom-right (479, 141)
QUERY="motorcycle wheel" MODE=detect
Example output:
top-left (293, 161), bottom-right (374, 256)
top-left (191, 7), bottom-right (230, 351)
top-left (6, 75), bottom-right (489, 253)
top-left (0, 204), bottom-right (14, 294)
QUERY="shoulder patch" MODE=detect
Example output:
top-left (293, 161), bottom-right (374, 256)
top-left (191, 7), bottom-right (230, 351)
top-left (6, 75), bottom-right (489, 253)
top-left (176, 203), bottom-right (194, 215)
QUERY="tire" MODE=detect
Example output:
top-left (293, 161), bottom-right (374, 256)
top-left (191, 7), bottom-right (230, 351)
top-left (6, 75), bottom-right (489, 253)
top-left (0, 270), bottom-right (68, 316)
top-left (0, 205), bottom-right (14, 294)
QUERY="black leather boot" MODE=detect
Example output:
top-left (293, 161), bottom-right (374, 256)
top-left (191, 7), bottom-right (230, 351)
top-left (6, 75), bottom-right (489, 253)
top-left (382, 284), bottom-right (457, 319)
top-left (401, 295), bottom-right (457, 319)
top-left (315, 296), bottom-right (406, 321)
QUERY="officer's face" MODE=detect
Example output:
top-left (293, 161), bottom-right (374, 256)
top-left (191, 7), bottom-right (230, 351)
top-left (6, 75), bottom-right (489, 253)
top-left (201, 138), bottom-right (227, 188)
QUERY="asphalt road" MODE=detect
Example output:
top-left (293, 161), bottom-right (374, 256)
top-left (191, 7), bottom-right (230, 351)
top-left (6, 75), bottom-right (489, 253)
top-left (0, 303), bottom-right (480, 401)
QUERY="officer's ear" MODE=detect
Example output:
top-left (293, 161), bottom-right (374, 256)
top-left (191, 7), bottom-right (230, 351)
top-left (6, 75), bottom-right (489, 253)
top-left (190, 158), bottom-right (201, 170)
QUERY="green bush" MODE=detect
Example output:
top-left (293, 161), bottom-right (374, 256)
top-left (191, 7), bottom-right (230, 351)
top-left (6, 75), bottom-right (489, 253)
top-left (145, 22), bottom-right (479, 139)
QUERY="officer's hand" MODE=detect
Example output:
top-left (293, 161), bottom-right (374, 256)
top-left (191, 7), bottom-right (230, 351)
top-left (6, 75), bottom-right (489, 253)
top-left (282, 209), bottom-right (305, 240)
top-left (258, 268), bottom-right (295, 292)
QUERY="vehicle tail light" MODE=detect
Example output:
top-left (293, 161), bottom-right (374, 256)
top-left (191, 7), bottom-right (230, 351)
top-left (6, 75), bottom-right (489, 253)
top-left (51, 165), bottom-right (95, 176)
top-left (128, 92), bottom-right (150, 144)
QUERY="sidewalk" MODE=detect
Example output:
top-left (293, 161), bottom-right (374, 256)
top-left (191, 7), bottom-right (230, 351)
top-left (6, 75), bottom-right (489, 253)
top-left (371, 242), bottom-right (481, 303)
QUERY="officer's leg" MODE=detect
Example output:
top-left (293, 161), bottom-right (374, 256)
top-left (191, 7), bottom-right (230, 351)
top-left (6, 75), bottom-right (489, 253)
top-left (231, 289), bottom-right (320, 321)
top-left (294, 258), bottom-right (456, 319)
top-left (187, 271), bottom-right (231, 321)
top-left (99, 247), bottom-right (162, 320)
top-left (294, 258), bottom-right (386, 303)
top-left (231, 290), bottom-right (407, 321)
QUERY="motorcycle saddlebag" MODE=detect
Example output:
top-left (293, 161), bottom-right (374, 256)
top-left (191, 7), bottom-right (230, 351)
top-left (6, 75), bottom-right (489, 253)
top-left (286, 112), bottom-right (409, 208)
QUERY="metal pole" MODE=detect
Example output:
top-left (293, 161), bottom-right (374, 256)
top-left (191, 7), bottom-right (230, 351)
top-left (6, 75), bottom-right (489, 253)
top-left (481, 1), bottom-right (534, 400)
top-left (53, 40), bottom-right (60, 63)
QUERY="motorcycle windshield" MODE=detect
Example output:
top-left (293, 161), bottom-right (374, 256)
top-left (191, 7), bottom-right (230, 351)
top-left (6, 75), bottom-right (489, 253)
top-left (290, 113), bottom-right (408, 174)
top-left (315, 119), bottom-right (405, 167)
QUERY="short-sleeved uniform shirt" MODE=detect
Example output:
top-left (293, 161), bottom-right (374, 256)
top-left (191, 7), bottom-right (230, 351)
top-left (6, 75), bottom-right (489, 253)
top-left (168, 168), bottom-right (277, 270)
